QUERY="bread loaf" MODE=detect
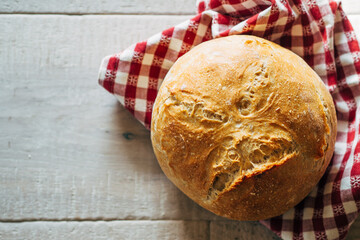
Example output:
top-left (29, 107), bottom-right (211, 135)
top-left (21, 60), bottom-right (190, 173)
top-left (150, 35), bottom-right (337, 220)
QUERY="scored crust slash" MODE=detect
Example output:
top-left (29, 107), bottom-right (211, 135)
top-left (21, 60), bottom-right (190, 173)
top-left (150, 35), bottom-right (337, 221)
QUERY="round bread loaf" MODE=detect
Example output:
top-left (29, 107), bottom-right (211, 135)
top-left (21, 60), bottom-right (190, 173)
top-left (151, 35), bottom-right (337, 220)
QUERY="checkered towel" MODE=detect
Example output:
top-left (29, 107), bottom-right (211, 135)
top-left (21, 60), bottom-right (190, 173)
top-left (98, 0), bottom-right (360, 239)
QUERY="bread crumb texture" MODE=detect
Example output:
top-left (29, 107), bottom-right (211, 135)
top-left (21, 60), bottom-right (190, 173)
top-left (151, 35), bottom-right (337, 220)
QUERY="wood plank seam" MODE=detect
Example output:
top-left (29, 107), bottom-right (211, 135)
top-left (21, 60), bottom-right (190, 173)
top-left (0, 12), bottom-right (195, 16)
top-left (0, 220), bottom-right (211, 223)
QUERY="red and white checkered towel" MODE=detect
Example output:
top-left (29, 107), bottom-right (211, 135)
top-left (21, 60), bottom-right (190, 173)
top-left (98, 0), bottom-right (360, 239)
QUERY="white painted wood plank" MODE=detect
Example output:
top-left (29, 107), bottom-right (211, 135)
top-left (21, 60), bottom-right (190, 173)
top-left (342, 0), bottom-right (360, 15)
top-left (210, 221), bottom-right (280, 240)
top-left (0, 15), bottom-right (220, 221)
top-left (348, 15), bottom-right (360, 38)
top-left (0, 221), bottom-right (209, 240)
top-left (0, 0), bottom-right (196, 15)
top-left (0, 0), bottom-right (358, 15)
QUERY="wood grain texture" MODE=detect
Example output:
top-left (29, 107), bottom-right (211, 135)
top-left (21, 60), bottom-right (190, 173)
top-left (0, 15), bottom-right (219, 221)
top-left (0, 221), bottom-right (209, 240)
top-left (210, 221), bottom-right (281, 240)
top-left (0, 0), bottom-right (196, 15)
top-left (0, 0), bottom-right (358, 15)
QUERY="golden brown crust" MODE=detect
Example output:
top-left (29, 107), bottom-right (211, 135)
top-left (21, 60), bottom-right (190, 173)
top-left (151, 35), bottom-right (337, 220)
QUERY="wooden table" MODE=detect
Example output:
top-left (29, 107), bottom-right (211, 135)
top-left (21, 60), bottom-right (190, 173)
top-left (1, 0), bottom-right (359, 239)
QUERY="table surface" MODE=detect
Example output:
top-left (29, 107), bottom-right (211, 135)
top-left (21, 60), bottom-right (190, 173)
top-left (1, 0), bottom-right (360, 239)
